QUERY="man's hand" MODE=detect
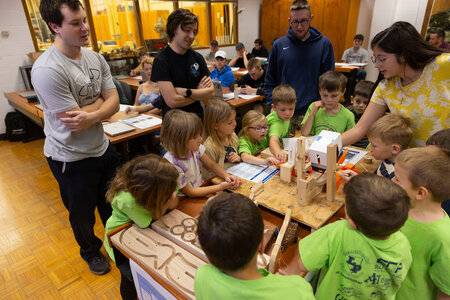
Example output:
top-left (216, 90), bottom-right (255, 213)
top-left (59, 110), bottom-right (98, 132)
top-left (241, 85), bottom-right (257, 95)
top-left (197, 76), bottom-right (212, 89)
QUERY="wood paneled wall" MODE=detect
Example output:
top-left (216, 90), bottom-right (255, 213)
top-left (261, 0), bottom-right (360, 61)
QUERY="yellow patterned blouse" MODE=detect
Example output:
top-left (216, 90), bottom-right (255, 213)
top-left (371, 53), bottom-right (449, 147)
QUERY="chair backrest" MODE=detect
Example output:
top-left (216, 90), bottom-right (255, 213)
top-left (119, 81), bottom-right (133, 105)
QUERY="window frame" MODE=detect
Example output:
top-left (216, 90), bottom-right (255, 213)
top-left (22, 0), bottom-right (238, 52)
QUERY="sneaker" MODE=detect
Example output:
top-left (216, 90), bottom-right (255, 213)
top-left (87, 253), bottom-right (111, 275)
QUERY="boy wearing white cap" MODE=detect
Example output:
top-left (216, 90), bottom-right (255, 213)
top-left (211, 50), bottom-right (236, 88)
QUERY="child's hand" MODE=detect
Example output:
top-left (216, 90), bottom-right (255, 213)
top-left (275, 150), bottom-right (288, 163)
top-left (219, 181), bottom-right (234, 190)
top-left (226, 152), bottom-right (241, 163)
top-left (225, 175), bottom-right (242, 190)
top-left (265, 157), bottom-right (281, 165)
top-left (338, 169), bottom-right (358, 182)
top-left (312, 100), bottom-right (323, 113)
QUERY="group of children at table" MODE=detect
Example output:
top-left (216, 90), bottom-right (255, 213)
top-left (102, 68), bottom-right (450, 299)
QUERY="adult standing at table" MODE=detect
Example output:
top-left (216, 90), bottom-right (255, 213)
top-left (31, 0), bottom-right (120, 275)
top-left (264, 0), bottom-right (334, 130)
top-left (342, 21), bottom-right (449, 147)
top-left (151, 9), bottom-right (214, 120)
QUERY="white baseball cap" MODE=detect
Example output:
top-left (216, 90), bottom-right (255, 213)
top-left (215, 50), bottom-right (227, 59)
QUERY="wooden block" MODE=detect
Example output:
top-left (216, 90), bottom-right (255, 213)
top-left (268, 207), bottom-right (292, 273)
top-left (326, 143), bottom-right (337, 202)
top-left (260, 148), bottom-right (274, 159)
top-left (296, 137), bottom-right (307, 180)
top-left (280, 163), bottom-right (294, 183)
top-left (298, 172), bottom-right (323, 206)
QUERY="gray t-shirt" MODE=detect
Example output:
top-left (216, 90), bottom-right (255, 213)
top-left (31, 45), bottom-right (115, 162)
top-left (341, 47), bottom-right (368, 63)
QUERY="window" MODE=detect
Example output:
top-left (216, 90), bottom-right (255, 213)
top-left (23, 0), bottom-right (237, 53)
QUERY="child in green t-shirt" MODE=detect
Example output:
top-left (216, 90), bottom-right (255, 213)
top-left (301, 70), bottom-right (355, 136)
top-left (238, 110), bottom-right (280, 165)
top-left (298, 173), bottom-right (412, 300)
top-left (267, 84), bottom-right (296, 162)
top-left (103, 154), bottom-right (179, 300)
top-left (195, 193), bottom-right (315, 300)
top-left (393, 147), bottom-right (450, 300)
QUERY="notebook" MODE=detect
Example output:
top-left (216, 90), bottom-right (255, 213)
top-left (19, 91), bottom-right (37, 98)
top-left (103, 122), bottom-right (136, 136)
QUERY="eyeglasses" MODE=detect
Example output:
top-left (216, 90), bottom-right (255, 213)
top-left (371, 55), bottom-right (390, 64)
top-left (290, 18), bottom-right (311, 27)
top-left (249, 126), bottom-right (269, 132)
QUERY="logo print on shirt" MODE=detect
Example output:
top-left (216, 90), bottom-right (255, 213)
top-left (283, 46), bottom-right (290, 50)
top-left (190, 63), bottom-right (200, 77)
top-left (346, 255), bottom-right (363, 274)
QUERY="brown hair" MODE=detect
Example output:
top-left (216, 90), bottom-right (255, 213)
top-left (396, 147), bottom-right (450, 202)
top-left (166, 8), bottom-right (198, 42)
top-left (290, 0), bottom-right (311, 13)
top-left (367, 113), bottom-right (413, 149)
top-left (238, 110), bottom-right (267, 142)
top-left (354, 80), bottom-right (374, 99)
top-left (426, 128), bottom-right (450, 151)
top-left (247, 58), bottom-right (263, 71)
top-left (344, 173), bottom-right (410, 239)
top-left (318, 71), bottom-right (347, 92)
top-left (106, 154), bottom-right (178, 219)
top-left (203, 100), bottom-right (238, 159)
top-left (40, 0), bottom-right (84, 35)
top-left (161, 109), bottom-right (203, 158)
top-left (272, 84), bottom-right (296, 106)
top-left (197, 193), bottom-right (264, 271)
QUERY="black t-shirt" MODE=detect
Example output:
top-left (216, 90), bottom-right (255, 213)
top-left (151, 46), bottom-right (210, 119)
top-left (235, 64), bottom-right (267, 95)
top-left (251, 45), bottom-right (269, 58)
top-left (234, 53), bottom-right (254, 69)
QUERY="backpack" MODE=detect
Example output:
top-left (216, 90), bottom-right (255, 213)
top-left (5, 112), bottom-right (27, 142)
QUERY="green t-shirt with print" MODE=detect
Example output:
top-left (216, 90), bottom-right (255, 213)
top-left (238, 135), bottom-right (269, 155)
top-left (103, 191), bottom-right (153, 262)
top-left (396, 213), bottom-right (450, 300)
top-left (299, 220), bottom-right (412, 300)
top-left (194, 264), bottom-right (315, 300)
top-left (301, 103), bottom-right (355, 136)
top-left (266, 111), bottom-right (291, 140)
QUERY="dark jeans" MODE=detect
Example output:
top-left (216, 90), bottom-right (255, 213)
top-left (46, 144), bottom-right (120, 261)
top-left (113, 246), bottom-right (138, 300)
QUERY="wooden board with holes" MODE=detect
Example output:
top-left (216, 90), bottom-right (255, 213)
top-left (212, 176), bottom-right (344, 230)
top-left (110, 223), bottom-right (205, 299)
top-left (152, 209), bottom-right (270, 269)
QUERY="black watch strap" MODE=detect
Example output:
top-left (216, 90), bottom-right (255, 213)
top-left (186, 88), bottom-right (192, 97)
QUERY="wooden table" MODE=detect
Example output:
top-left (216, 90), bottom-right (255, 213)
top-left (109, 195), bottom-right (345, 299)
top-left (335, 62), bottom-right (365, 73)
top-left (4, 90), bottom-right (161, 145)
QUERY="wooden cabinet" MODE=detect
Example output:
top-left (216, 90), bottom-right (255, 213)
top-left (261, 0), bottom-right (360, 60)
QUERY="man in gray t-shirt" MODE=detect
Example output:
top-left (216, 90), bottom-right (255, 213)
top-left (31, 0), bottom-right (119, 275)
top-left (341, 34), bottom-right (368, 80)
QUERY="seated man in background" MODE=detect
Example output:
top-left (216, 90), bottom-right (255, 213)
top-left (205, 39), bottom-right (219, 66)
top-left (210, 50), bottom-right (235, 88)
top-left (229, 42), bottom-right (254, 69)
top-left (429, 29), bottom-right (450, 50)
top-left (251, 38), bottom-right (269, 58)
top-left (235, 58), bottom-right (268, 113)
top-left (342, 34), bottom-right (368, 80)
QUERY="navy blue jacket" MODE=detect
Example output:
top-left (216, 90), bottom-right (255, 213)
top-left (265, 27), bottom-right (335, 115)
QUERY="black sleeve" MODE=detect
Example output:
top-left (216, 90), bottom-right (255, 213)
top-left (151, 51), bottom-right (171, 82)
top-left (235, 74), bottom-right (249, 86)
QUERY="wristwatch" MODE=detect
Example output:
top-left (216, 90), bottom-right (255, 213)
top-left (185, 88), bottom-right (192, 97)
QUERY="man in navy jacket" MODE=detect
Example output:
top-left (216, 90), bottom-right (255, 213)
top-left (265, 0), bottom-right (334, 126)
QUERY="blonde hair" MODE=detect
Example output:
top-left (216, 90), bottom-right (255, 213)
top-left (106, 154), bottom-right (178, 219)
top-left (272, 84), bottom-right (296, 106)
top-left (204, 100), bottom-right (238, 159)
top-left (396, 147), bottom-right (450, 202)
top-left (367, 113), bottom-right (413, 149)
top-left (141, 57), bottom-right (154, 66)
top-left (238, 110), bottom-right (267, 142)
top-left (161, 109), bottom-right (203, 158)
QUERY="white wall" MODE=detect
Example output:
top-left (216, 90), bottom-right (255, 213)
top-left (364, 0), bottom-right (429, 82)
top-left (0, 1), bottom-right (36, 134)
top-left (196, 0), bottom-right (262, 59)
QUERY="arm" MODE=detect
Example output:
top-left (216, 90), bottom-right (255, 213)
top-left (241, 152), bottom-right (280, 166)
top-left (341, 102), bottom-right (387, 146)
top-left (181, 181), bottom-right (233, 198)
top-left (243, 52), bottom-right (250, 69)
top-left (200, 153), bottom-right (241, 189)
top-left (300, 102), bottom-right (321, 136)
top-left (228, 56), bottom-right (239, 67)
top-left (158, 79), bottom-right (214, 108)
top-left (58, 88), bottom-right (119, 132)
top-left (269, 135), bottom-right (287, 162)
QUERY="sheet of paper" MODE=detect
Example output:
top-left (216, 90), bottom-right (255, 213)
top-left (238, 94), bottom-right (259, 100)
top-left (134, 76), bottom-right (143, 80)
top-left (120, 114), bottom-right (162, 129)
top-left (230, 67), bottom-right (240, 71)
top-left (119, 104), bottom-right (133, 112)
top-left (236, 70), bottom-right (248, 75)
top-left (340, 147), bottom-right (367, 166)
top-left (227, 162), bottom-right (279, 183)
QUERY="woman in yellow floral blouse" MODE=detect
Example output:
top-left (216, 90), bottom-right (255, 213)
top-left (342, 21), bottom-right (448, 147)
